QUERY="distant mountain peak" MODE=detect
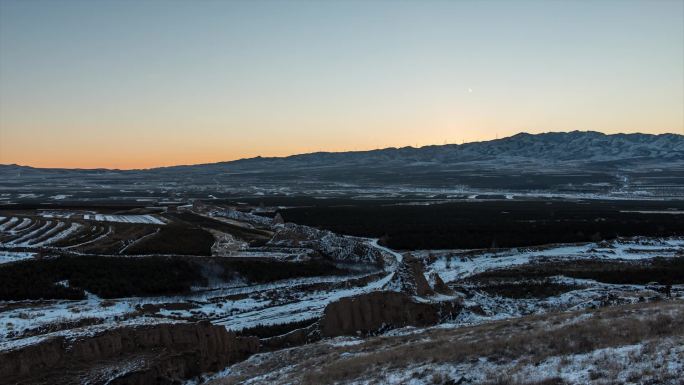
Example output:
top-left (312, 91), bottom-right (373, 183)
top-left (2, 131), bottom-right (682, 173)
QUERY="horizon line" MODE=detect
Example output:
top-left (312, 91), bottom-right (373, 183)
top-left (2, 130), bottom-right (682, 171)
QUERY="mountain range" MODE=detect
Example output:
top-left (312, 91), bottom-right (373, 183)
top-left (3, 131), bottom-right (684, 196)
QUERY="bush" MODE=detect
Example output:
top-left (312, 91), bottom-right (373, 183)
top-left (280, 200), bottom-right (684, 249)
top-left (472, 257), bottom-right (684, 285)
top-left (0, 256), bottom-right (350, 300)
top-left (217, 259), bottom-right (349, 283)
top-left (122, 225), bottom-right (215, 256)
top-left (0, 256), bottom-right (204, 300)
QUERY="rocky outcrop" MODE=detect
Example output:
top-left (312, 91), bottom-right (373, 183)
top-left (211, 208), bottom-right (274, 227)
top-left (268, 223), bottom-right (385, 266)
top-left (384, 254), bottom-right (434, 296)
top-left (428, 270), bottom-right (454, 295)
top-left (0, 321), bottom-right (259, 385)
top-left (320, 291), bottom-right (461, 337)
top-left (260, 322), bottom-right (321, 351)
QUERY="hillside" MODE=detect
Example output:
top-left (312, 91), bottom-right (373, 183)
top-left (2, 131), bottom-right (684, 198)
top-left (205, 300), bottom-right (684, 385)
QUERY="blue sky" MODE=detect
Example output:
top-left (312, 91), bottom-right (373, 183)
top-left (1, 0), bottom-right (682, 168)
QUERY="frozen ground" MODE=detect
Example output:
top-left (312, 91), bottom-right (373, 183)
top-left (1, 236), bottom-right (679, 351)
top-left (339, 339), bottom-right (684, 385)
top-left (83, 214), bottom-right (165, 225)
top-left (33, 223), bottom-right (82, 246)
top-left (0, 251), bottom-right (35, 265)
top-left (417, 237), bottom-right (684, 283)
top-left (215, 272), bottom-right (393, 331)
top-left (200, 300), bottom-right (684, 385)
top-left (0, 271), bottom-right (385, 343)
top-left (0, 216), bottom-right (87, 249)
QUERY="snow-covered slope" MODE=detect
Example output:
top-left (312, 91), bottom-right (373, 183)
top-left (268, 223), bottom-right (385, 265)
top-left (3, 132), bottom-right (681, 175)
top-left (221, 131), bottom-right (683, 168)
top-left (2, 131), bottom-right (683, 195)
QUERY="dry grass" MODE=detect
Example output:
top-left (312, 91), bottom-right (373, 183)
top-left (301, 303), bottom-right (682, 383)
top-left (482, 375), bottom-right (568, 385)
top-left (209, 300), bottom-right (684, 385)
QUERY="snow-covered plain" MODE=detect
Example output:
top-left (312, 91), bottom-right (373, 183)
top-left (198, 300), bottom-right (684, 385)
top-left (1, 235), bottom-right (679, 349)
top-left (419, 237), bottom-right (684, 283)
top-left (337, 340), bottom-right (684, 385)
top-left (0, 207), bottom-right (681, 383)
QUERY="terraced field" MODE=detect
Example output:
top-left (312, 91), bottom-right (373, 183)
top-left (0, 212), bottom-right (182, 257)
top-left (0, 216), bottom-right (84, 248)
top-left (1, 202), bottom-right (683, 385)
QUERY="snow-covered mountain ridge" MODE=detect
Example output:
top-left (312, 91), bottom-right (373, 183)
top-left (182, 131), bottom-right (684, 170)
top-left (2, 131), bottom-right (683, 197)
top-left (3, 131), bottom-right (683, 173)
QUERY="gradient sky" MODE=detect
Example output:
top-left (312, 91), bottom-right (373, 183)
top-left (1, 0), bottom-right (683, 169)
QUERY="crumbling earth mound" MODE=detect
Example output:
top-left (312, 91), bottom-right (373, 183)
top-left (268, 223), bottom-right (385, 265)
top-left (320, 291), bottom-right (461, 337)
top-left (0, 321), bottom-right (259, 385)
top-left (384, 254), bottom-right (435, 296)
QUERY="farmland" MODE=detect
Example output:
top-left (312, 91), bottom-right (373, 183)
top-left (0, 198), bottom-right (683, 384)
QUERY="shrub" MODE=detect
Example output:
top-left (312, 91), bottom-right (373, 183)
top-left (0, 256), bottom-right (203, 300)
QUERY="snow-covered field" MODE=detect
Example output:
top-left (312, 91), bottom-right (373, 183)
top-left (0, 217), bottom-right (18, 231)
top-left (419, 237), bottom-right (684, 283)
top-left (0, 217), bottom-right (87, 248)
top-left (38, 210), bottom-right (79, 219)
top-left (336, 339), bottom-right (684, 385)
top-left (83, 214), bottom-right (165, 225)
top-left (0, 271), bottom-right (384, 343)
top-left (10, 218), bottom-right (32, 232)
top-left (199, 300), bottom-right (684, 385)
top-left (32, 223), bottom-right (82, 246)
top-left (8, 221), bottom-right (53, 246)
top-left (0, 205), bottom-right (681, 385)
top-left (0, 251), bottom-right (35, 265)
top-left (1, 235), bottom-right (679, 348)
top-left (215, 273), bottom-right (393, 331)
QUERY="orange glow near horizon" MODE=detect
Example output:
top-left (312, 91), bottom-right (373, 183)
top-left (2, 125), bottom-right (681, 170)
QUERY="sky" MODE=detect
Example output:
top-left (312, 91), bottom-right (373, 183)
top-left (0, 0), bottom-right (683, 169)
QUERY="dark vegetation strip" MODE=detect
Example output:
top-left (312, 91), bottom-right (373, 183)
top-left (469, 258), bottom-right (684, 285)
top-left (280, 200), bottom-right (684, 249)
top-left (53, 225), bottom-right (107, 248)
top-left (0, 203), bottom-right (149, 211)
top-left (463, 279), bottom-right (583, 299)
top-left (164, 212), bottom-right (272, 244)
top-left (0, 256), bottom-right (202, 300)
top-left (214, 197), bottom-right (434, 208)
top-left (2, 218), bottom-right (24, 232)
top-left (301, 302), bottom-right (684, 384)
top-left (122, 225), bottom-right (214, 256)
top-left (215, 259), bottom-right (349, 284)
top-left (21, 221), bottom-right (56, 244)
top-left (78, 224), bottom-right (158, 255)
top-left (0, 256), bottom-right (350, 300)
top-left (28, 222), bottom-right (66, 245)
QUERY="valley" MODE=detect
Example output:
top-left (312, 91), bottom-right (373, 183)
top-left (0, 196), bottom-right (682, 384)
top-left (1, 132), bottom-right (683, 384)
